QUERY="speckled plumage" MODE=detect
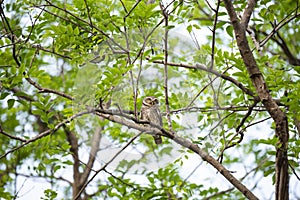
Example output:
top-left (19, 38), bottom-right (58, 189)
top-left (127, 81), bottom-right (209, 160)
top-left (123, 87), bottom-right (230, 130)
top-left (141, 96), bottom-right (162, 144)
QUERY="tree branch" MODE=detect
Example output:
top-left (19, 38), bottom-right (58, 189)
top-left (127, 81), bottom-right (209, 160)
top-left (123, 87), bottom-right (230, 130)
top-left (0, 110), bottom-right (92, 160)
top-left (0, 103), bottom-right (258, 199)
top-left (74, 131), bottom-right (142, 200)
top-left (0, 6), bottom-right (21, 67)
top-left (171, 134), bottom-right (258, 200)
top-left (25, 76), bottom-right (74, 100)
top-left (94, 110), bottom-right (258, 199)
top-left (160, 3), bottom-right (173, 131)
top-left (150, 60), bottom-right (257, 98)
top-left (275, 31), bottom-right (300, 66)
top-left (83, 0), bottom-right (93, 27)
top-left (210, 0), bottom-right (220, 69)
top-left (31, 44), bottom-right (72, 59)
top-left (223, 1), bottom-right (289, 199)
top-left (241, 0), bottom-right (256, 27)
top-left (0, 124), bottom-right (27, 142)
top-left (79, 127), bottom-right (102, 187)
top-left (259, 10), bottom-right (300, 48)
top-left (64, 125), bottom-right (81, 199)
top-left (236, 100), bottom-right (258, 133)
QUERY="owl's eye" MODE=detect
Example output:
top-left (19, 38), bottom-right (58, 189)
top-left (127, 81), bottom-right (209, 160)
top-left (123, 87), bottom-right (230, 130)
top-left (153, 99), bottom-right (159, 104)
top-left (145, 98), bottom-right (152, 104)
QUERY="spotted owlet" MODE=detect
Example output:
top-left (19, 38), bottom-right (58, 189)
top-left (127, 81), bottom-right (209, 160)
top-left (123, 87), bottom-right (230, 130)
top-left (140, 96), bottom-right (163, 144)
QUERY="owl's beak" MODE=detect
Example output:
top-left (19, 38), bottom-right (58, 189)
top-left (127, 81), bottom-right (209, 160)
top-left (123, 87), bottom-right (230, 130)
top-left (152, 98), bottom-right (158, 105)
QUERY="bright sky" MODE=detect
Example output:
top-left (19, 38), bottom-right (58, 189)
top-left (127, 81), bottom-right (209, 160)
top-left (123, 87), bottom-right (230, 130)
top-left (5, 1), bottom-right (300, 199)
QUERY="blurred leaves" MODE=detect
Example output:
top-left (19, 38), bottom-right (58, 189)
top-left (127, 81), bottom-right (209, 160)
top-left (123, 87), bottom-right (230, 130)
top-left (0, 0), bottom-right (299, 199)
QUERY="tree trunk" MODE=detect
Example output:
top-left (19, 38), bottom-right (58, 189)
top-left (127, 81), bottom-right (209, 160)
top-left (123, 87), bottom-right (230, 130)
top-left (223, 1), bottom-right (289, 199)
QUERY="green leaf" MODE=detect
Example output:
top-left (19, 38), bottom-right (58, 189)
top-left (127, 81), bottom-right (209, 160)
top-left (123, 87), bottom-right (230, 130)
top-left (0, 92), bottom-right (10, 100)
top-left (226, 25), bottom-right (234, 37)
top-left (216, 21), bottom-right (226, 29)
top-left (0, 187), bottom-right (13, 199)
top-left (42, 189), bottom-right (58, 200)
top-left (186, 24), bottom-right (192, 33)
top-left (167, 25), bottom-right (175, 30)
top-left (7, 99), bottom-right (15, 109)
top-left (74, 26), bottom-right (79, 35)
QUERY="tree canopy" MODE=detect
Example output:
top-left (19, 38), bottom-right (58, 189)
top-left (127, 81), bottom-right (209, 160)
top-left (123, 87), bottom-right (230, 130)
top-left (0, 0), bottom-right (299, 199)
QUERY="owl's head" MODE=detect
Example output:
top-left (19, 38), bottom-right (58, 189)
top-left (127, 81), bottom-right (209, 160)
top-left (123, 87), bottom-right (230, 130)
top-left (142, 96), bottom-right (159, 107)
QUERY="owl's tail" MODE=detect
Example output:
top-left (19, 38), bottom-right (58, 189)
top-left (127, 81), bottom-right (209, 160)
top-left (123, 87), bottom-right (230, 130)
top-left (153, 135), bottom-right (162, 144)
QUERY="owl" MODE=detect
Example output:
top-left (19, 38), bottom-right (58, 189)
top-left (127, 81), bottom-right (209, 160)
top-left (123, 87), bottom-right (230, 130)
top-left (140, 96), bottom-right (163, 144)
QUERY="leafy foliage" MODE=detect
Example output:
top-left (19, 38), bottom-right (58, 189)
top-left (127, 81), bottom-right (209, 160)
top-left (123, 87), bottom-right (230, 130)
top-left (0, 0), bottom-right (299, 199)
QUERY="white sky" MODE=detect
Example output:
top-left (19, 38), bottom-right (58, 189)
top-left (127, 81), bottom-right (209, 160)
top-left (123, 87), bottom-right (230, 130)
top-left (3, 0), bottom-right (299, 199)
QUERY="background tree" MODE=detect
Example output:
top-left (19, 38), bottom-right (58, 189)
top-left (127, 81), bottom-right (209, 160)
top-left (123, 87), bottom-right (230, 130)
top-left (0, 0), bottom-right (299, 199)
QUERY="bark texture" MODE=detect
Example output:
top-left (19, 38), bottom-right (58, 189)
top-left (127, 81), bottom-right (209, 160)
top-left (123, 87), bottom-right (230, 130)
top-left (223, 1), bottom-right (289, 199)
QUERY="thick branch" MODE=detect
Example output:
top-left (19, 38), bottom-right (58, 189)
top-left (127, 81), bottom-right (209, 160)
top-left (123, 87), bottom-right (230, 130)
top-left (171, 136), bottom-right (258, 199)
top-left (94, 111), bottom-right (258, 199)
top-left (64, 126), bottom-right (81, 199)
top-left (223, 1), bottom-right (289, 199)
top-left (80, 127), bottom-right (102, 187)
top-left (74, 131), bottom-right (142, 200)
top-left (241, 0), bottom-right (256, 27)
top-left (1, 105), bottom-right (258, 199)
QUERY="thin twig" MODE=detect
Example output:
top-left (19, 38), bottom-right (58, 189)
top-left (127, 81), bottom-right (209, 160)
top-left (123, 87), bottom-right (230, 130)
top-left (171, 105), bottom-right (266, 114)
top-left (208, 111), bottom-right (235, 138)
top-left (25, 76), bottom-right (74, 100)
top-left (103, 169), bottom-right (139, 189)
top-left (73, 132), bottom-right (142, 200)
top-left (0, 110), bottom-right (92, 160)
top-left (259, 10), bottom-right (300, 47)
top-left (289, 162), bottom-right (300, 181)
top-left (31, 44), bottom-right (72, 59)
top-left (240, 117), bottom-right (272, 132)
top-left (160, 3), bottom-right (173, 131)
top-left (218, 100), bottom-right (258, 163)
top-left (122, 10), bottom-right (137, 118)
top-left (150, 60), bottom-right (257, 98)
top-left (180, 160), bottom-right (204, 189)
top-left (0, 6), bottom-right (21, 66)
top-left (83, 0), bottom-right (93, 27)
top-left (186, 76), bottom-right (217, 108)
top-left (236, 100), bottom-right (258, 133)
top-left (0, 125), bottom-right (27, 142)
top-left (135, 54), bottom-right (143, 118)
top-left (25, 6), bottom-right (45, 44)
top-left (41, 0), bottom-right (129, 53)
top-left (124, 0), bottom-right (142, 18)
top-left (204, 0), bottom-right (216, 12)
top-left (210, 0), bottom-right (220, 69)
top-left (119, 0), bottom-right (128, 14)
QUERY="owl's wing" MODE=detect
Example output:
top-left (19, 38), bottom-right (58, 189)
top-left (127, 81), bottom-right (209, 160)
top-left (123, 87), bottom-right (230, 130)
top-left (140, 107), bottom-right (150, 121)
top-left (156, 108), bottom-right (163, 126)
top-left (141, 106), bottom-right (163, 144)
top-left (149, 106), bottom-right (162, 126)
